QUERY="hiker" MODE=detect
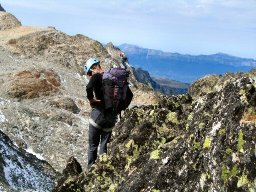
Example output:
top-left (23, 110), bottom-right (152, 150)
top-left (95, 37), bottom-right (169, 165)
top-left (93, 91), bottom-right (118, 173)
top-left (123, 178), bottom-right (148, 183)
top-left (84, 58), bottom-right (117, 170)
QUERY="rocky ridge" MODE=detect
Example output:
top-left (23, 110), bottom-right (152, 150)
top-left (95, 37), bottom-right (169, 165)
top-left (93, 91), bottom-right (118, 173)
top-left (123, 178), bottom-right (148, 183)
top-left (54, 69), bottom-right (256, 192)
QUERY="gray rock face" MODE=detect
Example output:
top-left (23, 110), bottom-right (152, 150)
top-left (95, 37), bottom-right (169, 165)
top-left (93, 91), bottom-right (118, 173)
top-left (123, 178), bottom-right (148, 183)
top-left (0, 130), bottom-right (59, 191)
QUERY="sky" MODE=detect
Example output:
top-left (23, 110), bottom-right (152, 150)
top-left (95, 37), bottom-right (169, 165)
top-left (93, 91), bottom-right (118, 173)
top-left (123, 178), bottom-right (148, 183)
top-left (1, 0), bottom-right (256, 59)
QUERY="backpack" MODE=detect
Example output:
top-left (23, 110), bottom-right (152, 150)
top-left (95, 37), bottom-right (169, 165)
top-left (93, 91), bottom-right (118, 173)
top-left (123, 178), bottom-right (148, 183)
top-left (102, 68), bottom-right (133, 116)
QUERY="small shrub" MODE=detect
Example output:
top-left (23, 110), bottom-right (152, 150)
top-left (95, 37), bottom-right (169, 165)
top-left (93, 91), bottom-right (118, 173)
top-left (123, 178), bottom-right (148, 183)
top-left (8, 39), bottom-right (17, 45)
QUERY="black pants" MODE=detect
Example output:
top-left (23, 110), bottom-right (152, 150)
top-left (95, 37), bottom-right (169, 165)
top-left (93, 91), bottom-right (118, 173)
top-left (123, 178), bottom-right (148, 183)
top-left (87, 107), bottom-right (116, 170)
top-left (87, 124), bottom-right (112, 169)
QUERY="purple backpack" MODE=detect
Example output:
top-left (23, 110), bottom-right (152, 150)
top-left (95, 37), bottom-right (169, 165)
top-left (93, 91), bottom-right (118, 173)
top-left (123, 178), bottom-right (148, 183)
top-left (102, 68), bottom-right (133, 115)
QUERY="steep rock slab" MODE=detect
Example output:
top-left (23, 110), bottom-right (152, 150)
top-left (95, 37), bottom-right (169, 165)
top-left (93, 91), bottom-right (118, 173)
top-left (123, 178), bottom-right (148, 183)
top-left (0, 12), bottom-right (21, 30)
top-left (5, 68), bottom-right (61, 99)
top-left (0, 130), bottom-right (59, 191)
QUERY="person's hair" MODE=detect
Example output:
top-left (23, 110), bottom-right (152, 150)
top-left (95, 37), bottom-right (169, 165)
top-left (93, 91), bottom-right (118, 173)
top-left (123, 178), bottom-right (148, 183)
top-left (87, 64), bottom-right (100, 76)
top-left (87, 71), bottom-right (92, 76)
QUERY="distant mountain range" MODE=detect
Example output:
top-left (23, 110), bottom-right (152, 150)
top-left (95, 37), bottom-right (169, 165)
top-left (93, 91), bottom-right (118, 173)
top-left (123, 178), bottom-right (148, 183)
top-left (119, 44), bottom-right (256, 83)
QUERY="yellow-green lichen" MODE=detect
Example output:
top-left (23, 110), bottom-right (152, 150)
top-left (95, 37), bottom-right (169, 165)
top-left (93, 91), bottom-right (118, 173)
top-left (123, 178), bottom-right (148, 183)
top-left (150, 149), bottom-right (160, 160)
top-left (254, 145), bottom-right (256, 157)
top-left (230, 165), bottom-right (238, 178)
top-left (221, 165), bottom-right (238, 184)
top-left (237, 130), bottom-right (245, 153)
top-left (193, 141), bottom-right (201, 150)
top-left (125, 139), bottom-right (134, 148)
top-left (124, 139), bottom-right (141, 170)
top-left (203, 137), bottom-right (211, 149)
top-left (218, 128), bottom-right (226, 136)
top-left (226, 148), bottom-right (233, 154)
top-left (185, 123), bottom-right (190, 130)
top-left (187, 113), bottom-right (194, 121)
top-left (158, 123), bottom-right (170, 135)
top-left (239, 89), bottom-right (248, 104)
top-left (221, 166), bottom-right (229, 184)
top-left (152, 189), bottom-right (161, 192)
top-left (200, 173), bottom-right (210, 189)
top-left (237, 175), bottom-right (249, 188)
top-left (203, 112), bottom-right (211, 118)
top-left (149, 110), bottom-right (155, 116)
top-left (155, 138), bottom-right (167, 149)
top-left (109, 183), bottom-right (117, 192)
top-left (99, 154), bottom-right (109, 162)
top-left (166, 112), bottom-right (178, 124)
top-left (199, 122), bottom-right (205, 129)
top-left (133, 144), bottom-right (141, 159)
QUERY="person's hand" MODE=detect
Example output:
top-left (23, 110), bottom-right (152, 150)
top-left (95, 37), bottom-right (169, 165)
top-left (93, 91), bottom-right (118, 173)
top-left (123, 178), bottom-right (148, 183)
top-left (89, 99), bottom-right (101, 107)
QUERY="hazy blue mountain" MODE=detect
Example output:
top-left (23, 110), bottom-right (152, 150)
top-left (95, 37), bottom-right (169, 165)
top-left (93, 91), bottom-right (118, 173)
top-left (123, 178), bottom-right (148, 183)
top-left (119, 44), bottom-right (256, 83)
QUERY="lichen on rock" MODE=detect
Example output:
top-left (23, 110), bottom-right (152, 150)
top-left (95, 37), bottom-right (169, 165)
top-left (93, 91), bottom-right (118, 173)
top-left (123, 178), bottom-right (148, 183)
top-left (53, 70), bottom-right (256, 192)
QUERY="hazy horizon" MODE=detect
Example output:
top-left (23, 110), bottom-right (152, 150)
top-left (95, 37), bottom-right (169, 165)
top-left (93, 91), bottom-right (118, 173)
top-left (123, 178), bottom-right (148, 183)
top-left (1, 0), bottom-right (256, 59)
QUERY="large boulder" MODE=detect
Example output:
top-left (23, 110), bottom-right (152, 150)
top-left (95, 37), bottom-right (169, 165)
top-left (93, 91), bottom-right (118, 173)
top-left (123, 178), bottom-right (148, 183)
top-left (0, 12), bottom-right (21, 30)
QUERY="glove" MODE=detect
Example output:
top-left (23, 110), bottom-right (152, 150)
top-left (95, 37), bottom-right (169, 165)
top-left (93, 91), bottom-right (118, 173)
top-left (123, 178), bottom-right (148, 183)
top-left (89, 99), bottom-right (101, 107)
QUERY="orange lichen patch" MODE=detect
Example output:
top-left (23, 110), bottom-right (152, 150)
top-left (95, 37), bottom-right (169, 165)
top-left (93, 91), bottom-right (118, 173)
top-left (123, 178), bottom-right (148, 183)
top-left (243, 114), bottom-right (256, 122)
top-left (240, 110), bottom-right (256, 125)
top-left (5, 69), bottom-right (61, 99)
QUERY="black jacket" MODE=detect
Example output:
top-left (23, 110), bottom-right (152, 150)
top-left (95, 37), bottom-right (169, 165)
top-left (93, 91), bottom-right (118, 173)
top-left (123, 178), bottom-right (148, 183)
top-left (86, 73), bottom-right (104, 103)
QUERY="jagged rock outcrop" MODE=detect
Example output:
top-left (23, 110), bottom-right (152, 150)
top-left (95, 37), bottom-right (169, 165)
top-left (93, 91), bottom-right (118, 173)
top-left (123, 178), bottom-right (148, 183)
top-left (0, 129), bottom-right (59, 191)
top-left (54, 69), bottom-right (256, 191)
top-left (0, 12), bottom-right (21, 30)
top-left (0, 4), bottom-right (5, 12)
top-left (133, 67), bottom-right (189, 95)
top-left (53, 156), bottom-right (82, 192)
top-left (133, 67), bottom-right (159, 88)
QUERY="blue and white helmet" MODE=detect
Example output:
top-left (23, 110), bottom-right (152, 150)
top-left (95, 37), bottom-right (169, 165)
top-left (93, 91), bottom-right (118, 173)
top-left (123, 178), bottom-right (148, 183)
top-left (84, 58), bottom-right (100, 74)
